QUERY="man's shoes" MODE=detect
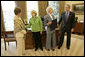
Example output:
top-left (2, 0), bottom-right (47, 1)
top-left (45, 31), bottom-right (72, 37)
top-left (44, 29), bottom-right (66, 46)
top-left (35, 48), bottom-right (38, 51)
top-left (40, 48), bottom-right (43, 51)
top-left (58, 47), bottom-right (61, 49)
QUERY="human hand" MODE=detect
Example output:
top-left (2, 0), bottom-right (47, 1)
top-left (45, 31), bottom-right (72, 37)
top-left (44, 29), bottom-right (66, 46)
top-left (71, 28), bottom-right (74, 32)
top-left (22, 30), bottom-right (27, 34)
top-left (47, 22), bottom-right (52, 26)
top-left (40, 31), bottom-right (42, 34)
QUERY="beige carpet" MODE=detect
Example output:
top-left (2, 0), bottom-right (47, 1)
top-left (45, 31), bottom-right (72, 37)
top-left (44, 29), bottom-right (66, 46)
top-left (1, 34), bottom-right (84, 56)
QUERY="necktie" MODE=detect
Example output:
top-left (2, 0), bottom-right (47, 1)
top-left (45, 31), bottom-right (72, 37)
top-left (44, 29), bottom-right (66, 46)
top-left (65, 12), bottom-right (69, 22)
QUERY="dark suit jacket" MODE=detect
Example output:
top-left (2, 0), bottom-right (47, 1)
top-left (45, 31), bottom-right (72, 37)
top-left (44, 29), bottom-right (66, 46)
top-left (58, 11), bottom-right (75, 30)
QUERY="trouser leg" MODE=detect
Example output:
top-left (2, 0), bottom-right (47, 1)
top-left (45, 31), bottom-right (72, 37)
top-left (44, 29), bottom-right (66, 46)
top-left (52, 30), bottom-right (56, 48)
top-left (37, 32), bottom-right (43, 49)
top-left (46, 31), bottom-right (51, 49)
top-left (32, 32), bottom-right (38, 49)
top-left (22, 38), bottom-right (25, 54)
top-left (16, 37), bottom-right (25, 56)
top-left (58, 29), bottom-right (66, 48)
top-left (66, 30), bottom-right (71, 48)
top-left (16, 33), bottom-right (25, 56)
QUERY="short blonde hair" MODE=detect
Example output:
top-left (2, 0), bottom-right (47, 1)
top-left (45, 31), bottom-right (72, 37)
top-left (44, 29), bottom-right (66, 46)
top-left (46, 6), bottom-right (53, 14)
top-left (31, 10), bottom-right (37, 16)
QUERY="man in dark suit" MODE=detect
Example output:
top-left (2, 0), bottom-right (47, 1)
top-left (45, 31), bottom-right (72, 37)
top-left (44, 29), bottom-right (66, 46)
top-left (58, 4), bottom-right (75, 49)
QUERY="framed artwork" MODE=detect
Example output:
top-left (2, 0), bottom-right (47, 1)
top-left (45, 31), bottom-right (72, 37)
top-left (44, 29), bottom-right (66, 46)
top-left (72, 3), bottom-right (84, 15)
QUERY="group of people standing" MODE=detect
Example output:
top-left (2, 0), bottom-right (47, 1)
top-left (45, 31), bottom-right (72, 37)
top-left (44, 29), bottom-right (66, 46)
top-left (14, 4), bottom-right (75, 56)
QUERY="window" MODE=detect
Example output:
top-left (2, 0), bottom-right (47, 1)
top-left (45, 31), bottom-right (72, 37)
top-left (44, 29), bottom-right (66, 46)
top-left (26, 1), bottom-right (38, 23)
top-left (48, 1), bottom-right (59, 22)
top-left (1, 1), bottom-right (15, 31)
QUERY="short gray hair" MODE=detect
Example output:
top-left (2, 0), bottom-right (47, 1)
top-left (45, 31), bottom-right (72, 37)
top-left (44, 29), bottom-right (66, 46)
top-left (65, 4), bottom-right (70, 8)
top-left (46, 6), bottom-right (53, 14)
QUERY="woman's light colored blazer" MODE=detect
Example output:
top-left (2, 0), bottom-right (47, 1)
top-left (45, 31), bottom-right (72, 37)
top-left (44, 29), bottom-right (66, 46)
top-left (14, 16), bottom-right (26, 35)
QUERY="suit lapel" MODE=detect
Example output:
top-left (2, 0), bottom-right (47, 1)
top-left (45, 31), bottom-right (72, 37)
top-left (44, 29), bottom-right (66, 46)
top-left (52, 15), bottom-right (55, 20)
top-left (63, 12), bottom-right (66, 23)
top-left (67, 11), bottom-right (71, 22)
top-left (48, 14), bottom-right (55, 20)
top-left (47, 14), bottom-right (52, 21)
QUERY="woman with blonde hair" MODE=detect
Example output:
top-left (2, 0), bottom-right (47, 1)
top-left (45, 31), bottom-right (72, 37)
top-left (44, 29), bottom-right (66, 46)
top-left (26, 10), bottom-right (43, 51)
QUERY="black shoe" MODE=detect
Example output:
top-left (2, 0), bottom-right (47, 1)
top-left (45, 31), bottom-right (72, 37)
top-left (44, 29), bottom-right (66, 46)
top-left (40, 48), bottom-right (43, 51)
top-left (67, 47), bottom-right (70, 50)
top-left (52, 49), bottom-right (55, 51)
top-left (47, 49), bottom-right (50, 51)
top-left (58, 47), bottom-right (61, 49)
top-left (35, 48), bottom-right (38, 51)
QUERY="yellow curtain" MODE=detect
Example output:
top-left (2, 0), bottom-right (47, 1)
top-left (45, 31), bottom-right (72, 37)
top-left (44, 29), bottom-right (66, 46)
top-left (38, 1), bottom-right (48, 16)
top-left (59, 1), bottom-right (65, 18)
top-left (1, 6), bottom-right (5, 37)
top-left (15, 1), bottom-right (28, 24)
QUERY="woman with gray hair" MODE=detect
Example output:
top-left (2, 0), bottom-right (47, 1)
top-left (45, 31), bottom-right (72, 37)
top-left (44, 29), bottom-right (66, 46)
top-left (44, 6), bottom-right (57, 51)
